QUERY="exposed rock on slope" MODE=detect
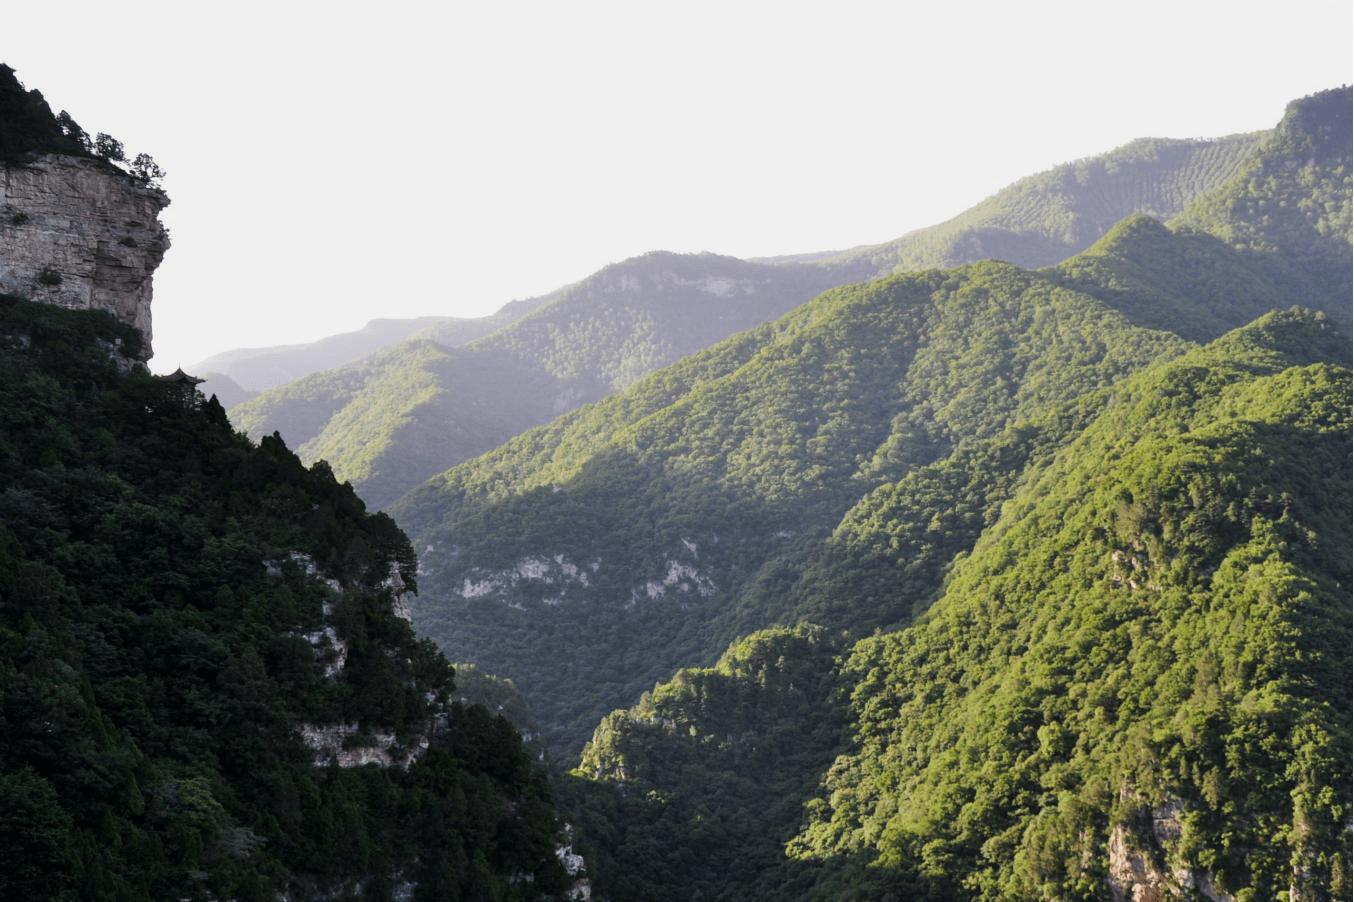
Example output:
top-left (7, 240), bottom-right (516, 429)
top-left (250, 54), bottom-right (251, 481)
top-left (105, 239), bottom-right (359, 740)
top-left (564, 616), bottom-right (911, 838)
top-left (1, 153), bottom-right (169, 357)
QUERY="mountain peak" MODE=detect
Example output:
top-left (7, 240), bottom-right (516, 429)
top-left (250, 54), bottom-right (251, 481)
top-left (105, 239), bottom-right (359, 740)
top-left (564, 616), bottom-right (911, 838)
top-left (1274, 84), bottom-right (1352, 156)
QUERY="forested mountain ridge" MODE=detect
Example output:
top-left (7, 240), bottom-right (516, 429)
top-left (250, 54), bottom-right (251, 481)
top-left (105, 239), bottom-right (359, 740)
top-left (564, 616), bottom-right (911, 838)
top-left (570, 308), bottom-right (1350, 901)
top-left (231, 251), bottom-right (848, 508)
top-left (825, 131), bottom-right (1263, 276)
top-left (1172, 85), bottom-right (1352, 326)
top-left (217, 126), bottom-right (1268, 406)
top-left (392, 241), bottom-right (1263, 755)
top-left (227, 118), bottom-right (1279, 510)
top-left (194, 298), bottom-right (552, 400)
top-left (788, 308), bottom-right (1350, 900)
top-left (383, 87), bottom-right (1350, 900)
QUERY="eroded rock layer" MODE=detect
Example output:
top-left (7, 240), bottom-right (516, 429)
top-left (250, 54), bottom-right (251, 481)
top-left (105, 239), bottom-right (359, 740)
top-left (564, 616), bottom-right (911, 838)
top-left (1, 153), bottom-right (169, 358)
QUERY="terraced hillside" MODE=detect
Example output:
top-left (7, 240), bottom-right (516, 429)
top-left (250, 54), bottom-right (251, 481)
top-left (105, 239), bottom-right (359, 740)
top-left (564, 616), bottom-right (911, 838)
top-left (832, 133), bottom-right (1263, 275)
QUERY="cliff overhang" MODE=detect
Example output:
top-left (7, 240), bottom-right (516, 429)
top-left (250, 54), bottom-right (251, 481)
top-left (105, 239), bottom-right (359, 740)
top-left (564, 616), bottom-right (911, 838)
top-left (1, 152), bottom-right (169, 360)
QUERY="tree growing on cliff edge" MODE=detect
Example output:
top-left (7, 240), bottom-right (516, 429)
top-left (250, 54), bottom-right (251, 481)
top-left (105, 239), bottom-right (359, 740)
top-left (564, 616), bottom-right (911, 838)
top-left (0, 65), bottom-right (165, 189)
top-left (129, 151), bottom-right (166, 188)
top-left (93, 131), bottom-right (125, 162)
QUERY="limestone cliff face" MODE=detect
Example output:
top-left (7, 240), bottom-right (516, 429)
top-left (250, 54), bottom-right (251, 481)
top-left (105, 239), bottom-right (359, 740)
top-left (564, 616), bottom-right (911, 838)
top-left (0, 153), bottom-right (169, 359)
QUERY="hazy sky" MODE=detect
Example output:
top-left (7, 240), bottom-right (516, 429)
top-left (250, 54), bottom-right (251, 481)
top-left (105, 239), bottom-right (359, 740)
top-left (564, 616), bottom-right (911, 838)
top-left (5, 1), bottom-right (1351, 372)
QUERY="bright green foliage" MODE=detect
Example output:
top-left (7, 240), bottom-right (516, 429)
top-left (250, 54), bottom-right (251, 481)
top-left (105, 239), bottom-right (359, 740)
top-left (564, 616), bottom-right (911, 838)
top-left (782, 401), bottom-right (1097, 635)
top-left (392, 86), bottom-right (1352, 767)
top-left (0, 295), bottom-right (568, 899)
top-left (230, 124), bottom-right (1279, 513)
top-left (789, 311), bottom-right (1351, 900)
top-left (569, 310), bottom-right (1350, 901)
top-left (395, 253), bottom-right (1208, 756)
top-left (220, 86), bottom-right (1340, 522)
top-left (381, 88), bottom-right (1354, 899)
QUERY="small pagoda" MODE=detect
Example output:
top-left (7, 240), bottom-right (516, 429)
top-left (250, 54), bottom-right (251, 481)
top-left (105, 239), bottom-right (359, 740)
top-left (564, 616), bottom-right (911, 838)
top-left (156, 367), bottom-right (206, 407)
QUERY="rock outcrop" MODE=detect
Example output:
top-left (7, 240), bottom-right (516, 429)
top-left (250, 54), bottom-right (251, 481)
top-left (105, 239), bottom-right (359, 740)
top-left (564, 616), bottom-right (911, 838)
top-left (1107, 792), bottom-right (1236, 902)
top-left (1, 153), bottom-right (169, 359)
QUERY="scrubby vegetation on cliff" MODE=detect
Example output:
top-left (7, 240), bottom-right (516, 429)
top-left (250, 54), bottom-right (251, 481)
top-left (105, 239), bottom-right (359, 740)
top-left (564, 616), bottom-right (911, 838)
top-left (0, 65), bottom-right (162, 186)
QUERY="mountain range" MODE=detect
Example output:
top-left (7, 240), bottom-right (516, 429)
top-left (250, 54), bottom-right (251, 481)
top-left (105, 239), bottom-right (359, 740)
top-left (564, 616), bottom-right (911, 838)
top-left (386, 86), bottom-right (1350, 900)
top-left (218, 125), bottom-right (1281, 510)
top-left (2, 55), bottom-right (1348, 901)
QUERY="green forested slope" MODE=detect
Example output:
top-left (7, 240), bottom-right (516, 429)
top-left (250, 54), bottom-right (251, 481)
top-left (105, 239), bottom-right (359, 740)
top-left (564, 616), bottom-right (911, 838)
top-left (394, 245), bottom-right (1228, 756)
top-left (788, 310), bottom-right (1350, 900)
top-left (1173, 86), bottom-right (1352, 326)
top-left (563, 625), bottom-right (852, 901)
top-left (0, 296), bottom-right (568, 900)
top-left (388, 87), bottom-right (1349, 900)
top-left (570, 310), bottom-right (1350, 901)
top-left (196, 309), bottom-right (537, 398)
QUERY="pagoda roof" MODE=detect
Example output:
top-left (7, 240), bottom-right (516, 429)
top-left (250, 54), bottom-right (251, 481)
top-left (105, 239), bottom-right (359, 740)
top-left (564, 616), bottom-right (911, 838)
top-left (158, 367), bottom-right (205, 385)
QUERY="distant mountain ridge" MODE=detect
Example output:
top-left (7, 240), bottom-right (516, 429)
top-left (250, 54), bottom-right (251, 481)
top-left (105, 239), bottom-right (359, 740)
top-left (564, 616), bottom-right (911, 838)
top-left (225, 122), bottom-right (1283, 509)
top-left (393, 224), bottom-right (1322, 754)
top-left (230, 251), bottom-right (847, 508)
top-left (194, 294), bottom-right (551, 399)
top-left (828, 132), bottom-right (1264, 275)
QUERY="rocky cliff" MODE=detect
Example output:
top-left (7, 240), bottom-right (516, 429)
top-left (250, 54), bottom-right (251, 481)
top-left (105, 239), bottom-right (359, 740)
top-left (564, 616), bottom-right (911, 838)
top-left (0, 153), bottom-right (169, 358)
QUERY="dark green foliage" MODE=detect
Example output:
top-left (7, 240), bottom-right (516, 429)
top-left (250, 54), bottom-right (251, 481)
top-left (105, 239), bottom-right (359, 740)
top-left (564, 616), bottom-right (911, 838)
top-left (384, 88), bottom-right (1352, 900)
top-left (1173, 86), bottom-right (1352, 331)
top-left (564, 625), bottom-right (859, 902)
top-left (395, 85), bottom-right (1352, 770)
top-left (0, 768), bottom-right (77, 900)
top-left (0, 64), bottom-right (90, 163)
top-left (562, 310), bottom-right (1350, 901)
top-left (450, 662), bottom-right (552, 765)
top-left (0, 65), bottom-right (162, 187)
top-left (1052, 214), bottom-right (1300, 342)
top-left (0, 295), bottom-right (567, 899)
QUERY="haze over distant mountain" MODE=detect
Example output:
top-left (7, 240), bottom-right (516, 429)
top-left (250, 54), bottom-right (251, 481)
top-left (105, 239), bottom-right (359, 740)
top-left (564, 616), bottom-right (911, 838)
top-left (192, 295), bottom-right (550, 400)
top-left (230, 252), bottom-right (849, 508)
top-left (829, 133), bottom-right (1266, 273)
top-left (226, 125), bottom-right (1273, 509)
top-left (389, 86), bottom-right (1351, 900)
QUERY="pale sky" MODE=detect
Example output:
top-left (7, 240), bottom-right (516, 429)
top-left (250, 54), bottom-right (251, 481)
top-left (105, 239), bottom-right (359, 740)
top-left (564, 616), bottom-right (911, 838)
top-left (5, 0), bottom-right (1351, 373)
